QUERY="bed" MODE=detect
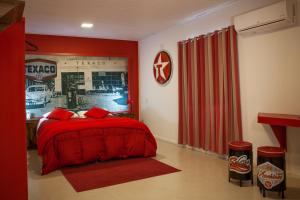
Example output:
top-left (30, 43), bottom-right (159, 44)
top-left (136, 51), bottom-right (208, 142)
top-left (37, 115), bottom-right (157, 174)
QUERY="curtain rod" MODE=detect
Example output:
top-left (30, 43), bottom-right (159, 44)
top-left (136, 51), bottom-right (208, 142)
top-left (179, 26), bottom-right (233, 44)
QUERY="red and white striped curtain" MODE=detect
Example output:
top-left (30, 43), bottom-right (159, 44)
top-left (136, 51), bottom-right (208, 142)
top-left (178, 26), bottom-right (242, 155)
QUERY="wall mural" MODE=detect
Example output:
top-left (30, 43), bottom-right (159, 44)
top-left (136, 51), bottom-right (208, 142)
top-left (25, 55), bottom-right (128, 118)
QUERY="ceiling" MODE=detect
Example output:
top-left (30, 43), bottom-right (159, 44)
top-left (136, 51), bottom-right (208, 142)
top-left (0, 3), bottom-right (14, 17)
top-left (24, 0), bottom-right (231, 41)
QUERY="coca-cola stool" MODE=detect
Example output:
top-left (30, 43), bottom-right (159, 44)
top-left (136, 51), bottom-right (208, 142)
top-left (228, 141), bottom-right (253, 187)
top-left (257, 146), bottom-right (286, 198)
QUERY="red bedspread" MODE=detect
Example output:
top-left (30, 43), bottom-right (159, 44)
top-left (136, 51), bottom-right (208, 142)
top-left (37, 117), bottom-right (157, 174)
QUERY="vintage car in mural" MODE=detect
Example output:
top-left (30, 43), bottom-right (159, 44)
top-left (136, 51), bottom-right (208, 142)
top-left (26, 85), bottom-right (52, 108)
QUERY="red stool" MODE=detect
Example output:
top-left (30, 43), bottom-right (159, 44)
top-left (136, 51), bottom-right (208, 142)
top-left (257, 146), bottom-right (286, 198)
top-left (228, 141), bottom-right (253, 186)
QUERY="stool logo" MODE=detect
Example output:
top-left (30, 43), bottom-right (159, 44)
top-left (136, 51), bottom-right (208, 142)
top-left (25, 59), bottom-right (57, 81)
top-left (229, 155), bottom-right (251, 174)
top-left (257, 162), bottom-right (284, 189)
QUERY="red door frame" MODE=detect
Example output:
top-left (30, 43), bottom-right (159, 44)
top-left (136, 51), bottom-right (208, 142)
top-left (0, 19), bottom-right (28, 200)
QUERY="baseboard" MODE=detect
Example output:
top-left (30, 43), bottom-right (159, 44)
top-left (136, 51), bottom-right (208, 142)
top-left (154, 135), bottom-right (178, 145)
top-left (286, 170), bottom-right (300, 178)
top-left (155, 135), bottom-right (227, 160)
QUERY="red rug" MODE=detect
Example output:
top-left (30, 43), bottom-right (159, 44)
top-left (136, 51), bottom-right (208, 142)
top-left (61, 158), bottom-right (180, 192)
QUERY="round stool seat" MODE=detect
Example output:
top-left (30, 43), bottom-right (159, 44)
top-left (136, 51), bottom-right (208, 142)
top-left (257, 146), bottom-right (285, 157)
top-left (229, 141), bottom-right (252, 151)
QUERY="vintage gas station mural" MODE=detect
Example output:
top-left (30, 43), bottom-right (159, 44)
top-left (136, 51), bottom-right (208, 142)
top-left (25, 55), bottom-right (128, 118)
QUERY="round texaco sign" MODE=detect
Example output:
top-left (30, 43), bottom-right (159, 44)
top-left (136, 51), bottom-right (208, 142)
top-left (153, 51), bottom-right (172, 85)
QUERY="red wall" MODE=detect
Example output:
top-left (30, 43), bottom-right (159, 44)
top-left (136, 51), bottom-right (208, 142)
top-left (25, 34), bottom-right (139, 118)
top-left (0, 20), bottom-right (28, 200)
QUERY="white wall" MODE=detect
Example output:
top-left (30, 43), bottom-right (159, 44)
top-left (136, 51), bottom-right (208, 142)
top-left (139, 0), bottom-right (300, 175)
top-left (239, 26), bottom-right (300, 175)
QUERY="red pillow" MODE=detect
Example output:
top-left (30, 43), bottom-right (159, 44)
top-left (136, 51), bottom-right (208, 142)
top-left (84, 107), bottom-right (110, 119)
top-left (47, 108), bottom-right (74, 120)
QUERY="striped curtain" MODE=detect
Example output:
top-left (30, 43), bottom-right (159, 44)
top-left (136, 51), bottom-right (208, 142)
top-left (178, 26), bottom-right (242, 155)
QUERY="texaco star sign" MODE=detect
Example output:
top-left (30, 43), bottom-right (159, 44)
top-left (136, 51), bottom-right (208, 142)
top-left (153, 51), bottom-right (172, 85)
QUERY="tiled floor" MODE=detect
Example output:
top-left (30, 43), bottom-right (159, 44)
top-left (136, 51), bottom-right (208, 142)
top-left (28, 140), bottom-right (300, 200)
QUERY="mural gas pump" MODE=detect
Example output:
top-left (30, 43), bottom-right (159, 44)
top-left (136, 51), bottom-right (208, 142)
top-left (67, 83), bottom-right (77, 109)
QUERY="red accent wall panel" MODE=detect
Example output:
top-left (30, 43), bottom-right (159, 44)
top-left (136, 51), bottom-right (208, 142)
top-left (0, 20), bottom-right (28, 200)
top-left (25, 34), bottom-right (139, 118)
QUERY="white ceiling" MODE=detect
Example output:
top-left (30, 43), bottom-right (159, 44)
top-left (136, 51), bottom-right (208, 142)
top-left (0, 2), bottom-right (15, 17)
top-left (24, 0), bottom-right (231, 41)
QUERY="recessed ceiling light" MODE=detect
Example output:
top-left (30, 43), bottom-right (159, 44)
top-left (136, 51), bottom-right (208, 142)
top-left (81, 23), bottom-right (93, 28)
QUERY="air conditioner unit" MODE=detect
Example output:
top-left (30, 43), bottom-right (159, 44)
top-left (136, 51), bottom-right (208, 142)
top-left (234, 0), bottom-right (297, 36)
